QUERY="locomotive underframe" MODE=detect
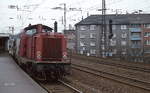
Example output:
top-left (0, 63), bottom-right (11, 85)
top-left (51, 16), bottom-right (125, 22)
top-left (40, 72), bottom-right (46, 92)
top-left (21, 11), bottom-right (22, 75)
top-left (17, 56), bottom-right (71, 80)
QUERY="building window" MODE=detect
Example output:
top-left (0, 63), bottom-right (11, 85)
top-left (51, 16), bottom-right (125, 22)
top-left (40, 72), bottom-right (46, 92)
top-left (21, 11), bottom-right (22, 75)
top-left (113, 49), bottom-right (117, 54)
top-left (144, 48), bottom-right (150, 53)
top-left (90, 42), bottom-right (96, 46)
top-left (112, 25), bottom-right (116, 30)
top-left (122, 48), bottom-right (126, 51)
top-left (131, 33), bottom-right (141, 39)
top-left (67, 33), bottom-right (75, 40)
top-left (122, 51), bottom-right (126, 54)
top-left (80, 42), bottom-right (86, 46)
top-left (90, 49), bottom-right (96, 54)
top-left (82, 47), bottom-right (86, 50)
top-left (130, 24), bottom-right (141, 28)
top-left (122, 49), bottom-right (126, 54)
top-left (121, 41), bottom-right (126, 46)
top-left (110, 40), bottom-right (116, 46)
top-left (144, 32), bottom-right (150, 37)
top-left (144, 24), bottom-right (150, 28)
top-left (90, 25), bottom-right (96, 30)
top-left (80, 34), bottom-right (86, 38)
top-left (101, 45), bottom-right (105, 50)
top-left (144, 40), bottom-right (150, 45)
top-left (80, 26), bottom-right (86, 30)
top-left (80, 50), bottom-right (83, 54)
top-left (132, 41), bottom-right (140, 45)
top-left (121, 25), bottom-right (127, 30)
top-left (131, 41), bottom-right (141, 48)
top-left (101, 38), bottom-right (105, 42)
top-left (122, 33), bottom-right (127, 38)
top-left (90, 33), bottom-right (96, 38)
top-left (113, 34), bottom-right (116, 38)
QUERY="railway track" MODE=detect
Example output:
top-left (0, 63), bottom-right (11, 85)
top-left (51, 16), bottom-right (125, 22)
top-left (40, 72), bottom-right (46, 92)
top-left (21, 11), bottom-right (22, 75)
top-left (72, 56), bottom-right (150, 73)
top-left (72, 64), bottom-right (150, 92)
top-left (94, 60), bottom-right (150, 73)
top-left (39, 80), bottom-right (83, 93)
top-left (11, 53), bottom-right (82, 93)
top-left (20, 61), bottom-right (83, 93)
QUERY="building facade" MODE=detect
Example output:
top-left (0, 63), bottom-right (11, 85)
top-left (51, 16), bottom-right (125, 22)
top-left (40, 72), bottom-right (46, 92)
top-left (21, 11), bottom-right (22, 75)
top-left (64, 29), bottom-right (76, 52)
top-left (76, 24), bottom-right (101, 56)
top-left (75, 14), bottom-right (150, 62)
top-left (143, 24), bottom-right (150, 62)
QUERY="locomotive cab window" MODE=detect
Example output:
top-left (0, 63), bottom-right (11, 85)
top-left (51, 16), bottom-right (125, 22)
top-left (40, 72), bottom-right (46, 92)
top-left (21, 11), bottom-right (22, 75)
top-left (42, 29), bottom-right (51, 32)
top-left (26, 29), bottom-right (36, 35)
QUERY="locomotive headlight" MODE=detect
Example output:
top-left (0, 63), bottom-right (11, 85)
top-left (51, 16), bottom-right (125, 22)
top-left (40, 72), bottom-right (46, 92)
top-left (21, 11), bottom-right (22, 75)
top-left (37, 51), bottom-right (41, 59)
top-left (63, 52), bottom-right (67, 59)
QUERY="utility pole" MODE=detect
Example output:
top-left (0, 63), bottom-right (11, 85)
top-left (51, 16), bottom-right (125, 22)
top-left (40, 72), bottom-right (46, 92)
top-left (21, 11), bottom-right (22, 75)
top-left (101, 0), bottom-right (107, 57)
top-left (58, 3), bottom-right (66, 31)
top-left (64, 3), bottom-right (67, 30)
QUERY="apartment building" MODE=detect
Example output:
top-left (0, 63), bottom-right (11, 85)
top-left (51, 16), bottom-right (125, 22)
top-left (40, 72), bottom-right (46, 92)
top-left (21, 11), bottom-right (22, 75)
top-left (75, 14), bottom-right (150, 62)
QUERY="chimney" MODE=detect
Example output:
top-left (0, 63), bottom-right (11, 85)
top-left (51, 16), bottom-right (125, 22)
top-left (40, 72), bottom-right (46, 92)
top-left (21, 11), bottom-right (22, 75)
top-left (54, 21), bottom-right (57, 32)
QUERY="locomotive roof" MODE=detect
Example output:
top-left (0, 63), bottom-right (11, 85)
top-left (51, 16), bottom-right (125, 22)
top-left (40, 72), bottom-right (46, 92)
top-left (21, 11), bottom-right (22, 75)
top-left (24, 24), bottom-right (53, 31)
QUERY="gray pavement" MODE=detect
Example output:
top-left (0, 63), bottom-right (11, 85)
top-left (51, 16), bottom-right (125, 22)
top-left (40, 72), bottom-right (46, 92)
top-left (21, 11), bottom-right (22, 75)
top-left (0, 54), bottom-right (48, 93)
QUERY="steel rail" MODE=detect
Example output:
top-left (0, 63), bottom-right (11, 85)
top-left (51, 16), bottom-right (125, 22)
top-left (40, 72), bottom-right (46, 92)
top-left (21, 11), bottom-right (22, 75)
top-left (58, 80), bottom-right (83, 93)
top-left (72, 64), bottom-right (150, 92)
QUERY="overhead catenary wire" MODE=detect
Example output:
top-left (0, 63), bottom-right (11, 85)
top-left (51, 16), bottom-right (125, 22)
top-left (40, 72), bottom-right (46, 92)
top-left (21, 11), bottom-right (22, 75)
top-left (4, 0), bottom-right (150, 33)
top-left (23, 0), bottom-right (47, 26)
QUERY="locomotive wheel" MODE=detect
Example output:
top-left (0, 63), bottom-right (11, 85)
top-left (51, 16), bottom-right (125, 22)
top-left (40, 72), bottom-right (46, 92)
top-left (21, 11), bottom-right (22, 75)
top-left (34, 71), bottom-right (47, 81)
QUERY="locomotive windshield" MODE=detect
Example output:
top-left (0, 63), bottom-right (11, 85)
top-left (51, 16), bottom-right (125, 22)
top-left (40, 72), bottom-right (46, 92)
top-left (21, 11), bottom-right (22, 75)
top-left (25, 29), bottom-right (36, 35)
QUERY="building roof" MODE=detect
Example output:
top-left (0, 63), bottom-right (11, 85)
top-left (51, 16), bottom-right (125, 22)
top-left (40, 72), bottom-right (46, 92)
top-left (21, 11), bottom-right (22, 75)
top-left (75, 14), bottom-right (150, 25)
top-left (64, 29), bottom-right (75, 32)
top-left (0, 33), bottom-right (10, 37)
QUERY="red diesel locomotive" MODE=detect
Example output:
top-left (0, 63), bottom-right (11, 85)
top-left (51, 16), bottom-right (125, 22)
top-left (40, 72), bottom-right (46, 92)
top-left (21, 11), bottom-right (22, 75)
top-left (9, 24), bottom-right (71, 80)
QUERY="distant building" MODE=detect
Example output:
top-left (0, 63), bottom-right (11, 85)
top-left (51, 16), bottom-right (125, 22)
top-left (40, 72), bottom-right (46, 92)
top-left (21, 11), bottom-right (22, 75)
top-left (64, 29), bottom-right (76, 52)
top-left (143, 25), bottom-right (150, 62)
top-left (75, 14), bottom-right (150, 62)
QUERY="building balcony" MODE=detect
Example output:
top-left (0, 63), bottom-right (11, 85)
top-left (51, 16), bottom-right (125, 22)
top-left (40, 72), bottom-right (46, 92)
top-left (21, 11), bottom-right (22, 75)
top-left (131, 45), bottom-right (141, 48)
top-left (130, 37), bottom-right (141, 40)
top-left (129, 28), bottom-right (141, 32)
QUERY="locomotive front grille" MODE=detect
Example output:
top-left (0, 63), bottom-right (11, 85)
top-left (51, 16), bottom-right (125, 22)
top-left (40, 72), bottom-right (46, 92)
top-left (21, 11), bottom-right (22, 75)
top-left (42, 38), bottom-right (62, 61)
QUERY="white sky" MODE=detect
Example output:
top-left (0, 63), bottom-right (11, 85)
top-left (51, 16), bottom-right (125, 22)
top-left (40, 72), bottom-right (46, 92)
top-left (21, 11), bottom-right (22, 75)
top-left (0, 0), bottom-right (150, 33)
